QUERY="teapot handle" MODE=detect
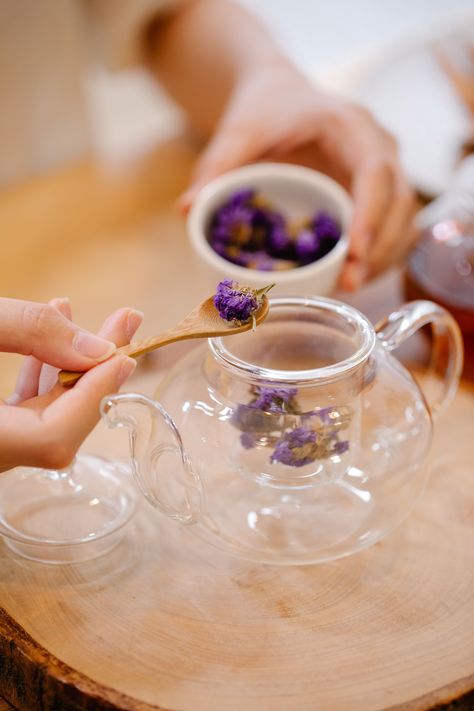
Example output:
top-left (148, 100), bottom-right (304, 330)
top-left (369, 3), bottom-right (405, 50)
top-left (100, 392), bottom-right (202, 524)
top-left (375, 300), bottom-right (463, 419)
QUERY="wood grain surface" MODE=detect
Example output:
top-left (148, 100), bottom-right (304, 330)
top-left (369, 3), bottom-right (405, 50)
top-left (0, 138), bottom-right (473, 711)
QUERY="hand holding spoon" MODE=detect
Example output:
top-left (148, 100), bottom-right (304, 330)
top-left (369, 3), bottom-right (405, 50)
top-left (58, 290), bottom-right (271, 387)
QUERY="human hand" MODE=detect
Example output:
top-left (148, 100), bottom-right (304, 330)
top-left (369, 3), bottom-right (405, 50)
top-left (181, 58), bottom-right (416, 289)
top-left (0, 297), bottom-right (143, 473)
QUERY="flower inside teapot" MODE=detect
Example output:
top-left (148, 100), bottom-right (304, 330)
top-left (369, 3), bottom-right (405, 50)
top-left (102, 296), bottom-right (462, 565)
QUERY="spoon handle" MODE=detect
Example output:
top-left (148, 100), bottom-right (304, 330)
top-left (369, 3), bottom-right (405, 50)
top-left (116, 329), bottom-right (184, 358)
top-left (57, 293), bottom-right (270, 387)
top-left (57, 329), bottom-right (182, 387)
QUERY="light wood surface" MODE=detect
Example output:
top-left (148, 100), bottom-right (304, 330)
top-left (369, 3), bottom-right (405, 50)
top-left (0, 138), bottom-right (473, 711)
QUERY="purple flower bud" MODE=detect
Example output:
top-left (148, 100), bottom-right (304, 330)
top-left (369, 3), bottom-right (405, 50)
top-left (315, 407), bottom-right (333, 424)
top-left (240, 432), bottom-right (256, 449)
top-left (313, 211), bottom-right (341, 242)
top-left (213, 280), bottom-right (258, 323)
top-left (270, 427), bottom-right (318, 467)
top-left (209, 189), bottom-right (341, 271)
top-left (253, 387), bottom-right (298, 413)
top-left (265, 213), bottom-right (293, 258)
top-left (268, 227), bottom-right (290, 254)
top-left (211, 205), bottom-right (255, 247)
top-left (246, 251), bottom-right (277, 271)
top-left (229, 188), bottom-right (255, 208)
top-left (231, 403), bottom-right (271, 432)
top-left (210, 240), bottom-right (229, 258)
top-left (295, 229), bottom-right (322, 263)
top-left (333, 439), bottom-right (350, 455)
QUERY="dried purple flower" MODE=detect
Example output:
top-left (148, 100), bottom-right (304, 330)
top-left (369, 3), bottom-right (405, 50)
top-left (313, 211), bottom-right (341, 243)
top-left (266, 214), bottom-right (292, 258)
top-left (212, 204), bottom-right (255, 246)
top-left (230, 387), bottom-right (297, 440)
top-left (252, 387), bottom-right (298, 413)
top-left (240, 432), bottom-right (256, 449)
top-left (228, 188), bottom-right (255, 207)
top-left (232, 385), bottom-right (353, 464)
top-left (214, 279), bottom-right (257, 323)
top-left (294, 229), bottom-right (322, 263)
top-left (214, 279), bottom-right (273, 325)
top-left (208, 187), bottom-right (341, 272)
top-left (315, 407), bottom-right (333, 424)
top-left (230, 403), bottom-right (272, 432)
top-left (333, 439), bottom-right (350, 455)
top-left (270, 427), bottom-right (318, 467)
top-left (245, 251), bottom-right (277, 271)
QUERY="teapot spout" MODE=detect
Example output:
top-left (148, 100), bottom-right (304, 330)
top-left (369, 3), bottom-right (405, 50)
top-left (100, 393), bottom-right (202, 524)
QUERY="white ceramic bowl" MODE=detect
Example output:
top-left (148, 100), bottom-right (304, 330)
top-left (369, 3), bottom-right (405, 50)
top-left (187, 163), bottom-right (352, 296)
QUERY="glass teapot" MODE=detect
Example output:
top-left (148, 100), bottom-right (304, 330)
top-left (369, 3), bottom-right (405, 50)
top-left (101, 297), bottom-right (463, 565)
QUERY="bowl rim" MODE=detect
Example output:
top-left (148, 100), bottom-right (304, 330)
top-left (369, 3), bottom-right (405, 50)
top-left (187, 162), bottom-right (352, 283)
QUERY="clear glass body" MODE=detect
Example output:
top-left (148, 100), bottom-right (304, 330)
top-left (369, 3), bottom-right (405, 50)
top-left (102, 297), bottom-right (463, 565)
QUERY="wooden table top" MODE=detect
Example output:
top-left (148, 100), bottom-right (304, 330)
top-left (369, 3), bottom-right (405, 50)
top-left (0, 138), bottom-right (473, 711)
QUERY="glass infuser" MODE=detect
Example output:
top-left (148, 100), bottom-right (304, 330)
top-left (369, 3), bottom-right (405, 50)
top-left (100, 296), bottom-right (463, 565)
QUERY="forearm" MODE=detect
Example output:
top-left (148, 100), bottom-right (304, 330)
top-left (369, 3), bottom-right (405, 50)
top-left (146, 0), bottom-right (289, 136)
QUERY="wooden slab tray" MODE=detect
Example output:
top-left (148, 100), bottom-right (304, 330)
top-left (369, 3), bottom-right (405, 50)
top-left (0, 384), bottom-right (473, 711)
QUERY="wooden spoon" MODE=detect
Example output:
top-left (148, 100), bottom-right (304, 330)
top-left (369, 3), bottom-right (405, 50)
top-left (58, 292), bottom-right (271, 387)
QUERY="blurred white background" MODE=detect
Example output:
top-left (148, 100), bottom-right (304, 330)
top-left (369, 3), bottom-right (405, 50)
top-left (239, 0), bottom-right (473, 75)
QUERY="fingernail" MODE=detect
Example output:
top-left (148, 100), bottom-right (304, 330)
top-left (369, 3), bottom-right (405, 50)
top-left (117, 356), bottom-right (137, 385)
top-left (73, 332), bottom-right (116, 361)
top-left (126, 309), bottom-right (144, 340)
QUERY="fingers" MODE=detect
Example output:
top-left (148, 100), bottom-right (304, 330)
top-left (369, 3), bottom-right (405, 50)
top-left (40, 355), bottom-right (137, 469)
top-left (0, 355), bottom-right (137, 471)
top-left (95, 307), bottom-right (143, 348)
top-left (5, 357), bottom-right (43, 405)
top-left (7, 300), bottom-right (143, 406)
top-left (6, 297), bottom-right (72, 404)
top-left (368, 175), bottom-right (417, 274)
top-left (0, 297), bottom-right (116, 369)
top-left (42, 306), bottom-right (142, 398)
top-left (342, 163), bottom-right (391, 289)
top-left (346, 157), bottom-right (415, 289)
top-left (38, 306), bottom-right (143, 397)
top-left (350, 163), bottom-right (393, 258)
top-left (38, 297), bottom-right (74, 396)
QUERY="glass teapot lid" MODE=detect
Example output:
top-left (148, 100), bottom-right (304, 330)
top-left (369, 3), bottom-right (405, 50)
top-left (0, 454), bottom-right (136, 564)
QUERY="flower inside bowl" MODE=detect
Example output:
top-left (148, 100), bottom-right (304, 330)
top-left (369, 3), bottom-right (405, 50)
top-left (208, 187), bottom-right (341, 272)
top-left (187, 163), bottom-right (352, 296)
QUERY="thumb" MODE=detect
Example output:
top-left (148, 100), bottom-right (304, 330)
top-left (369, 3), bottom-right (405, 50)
top-left (0, 298), bottom-right (116, 370)
top-left (179, 122), bottom-right (260, 213)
